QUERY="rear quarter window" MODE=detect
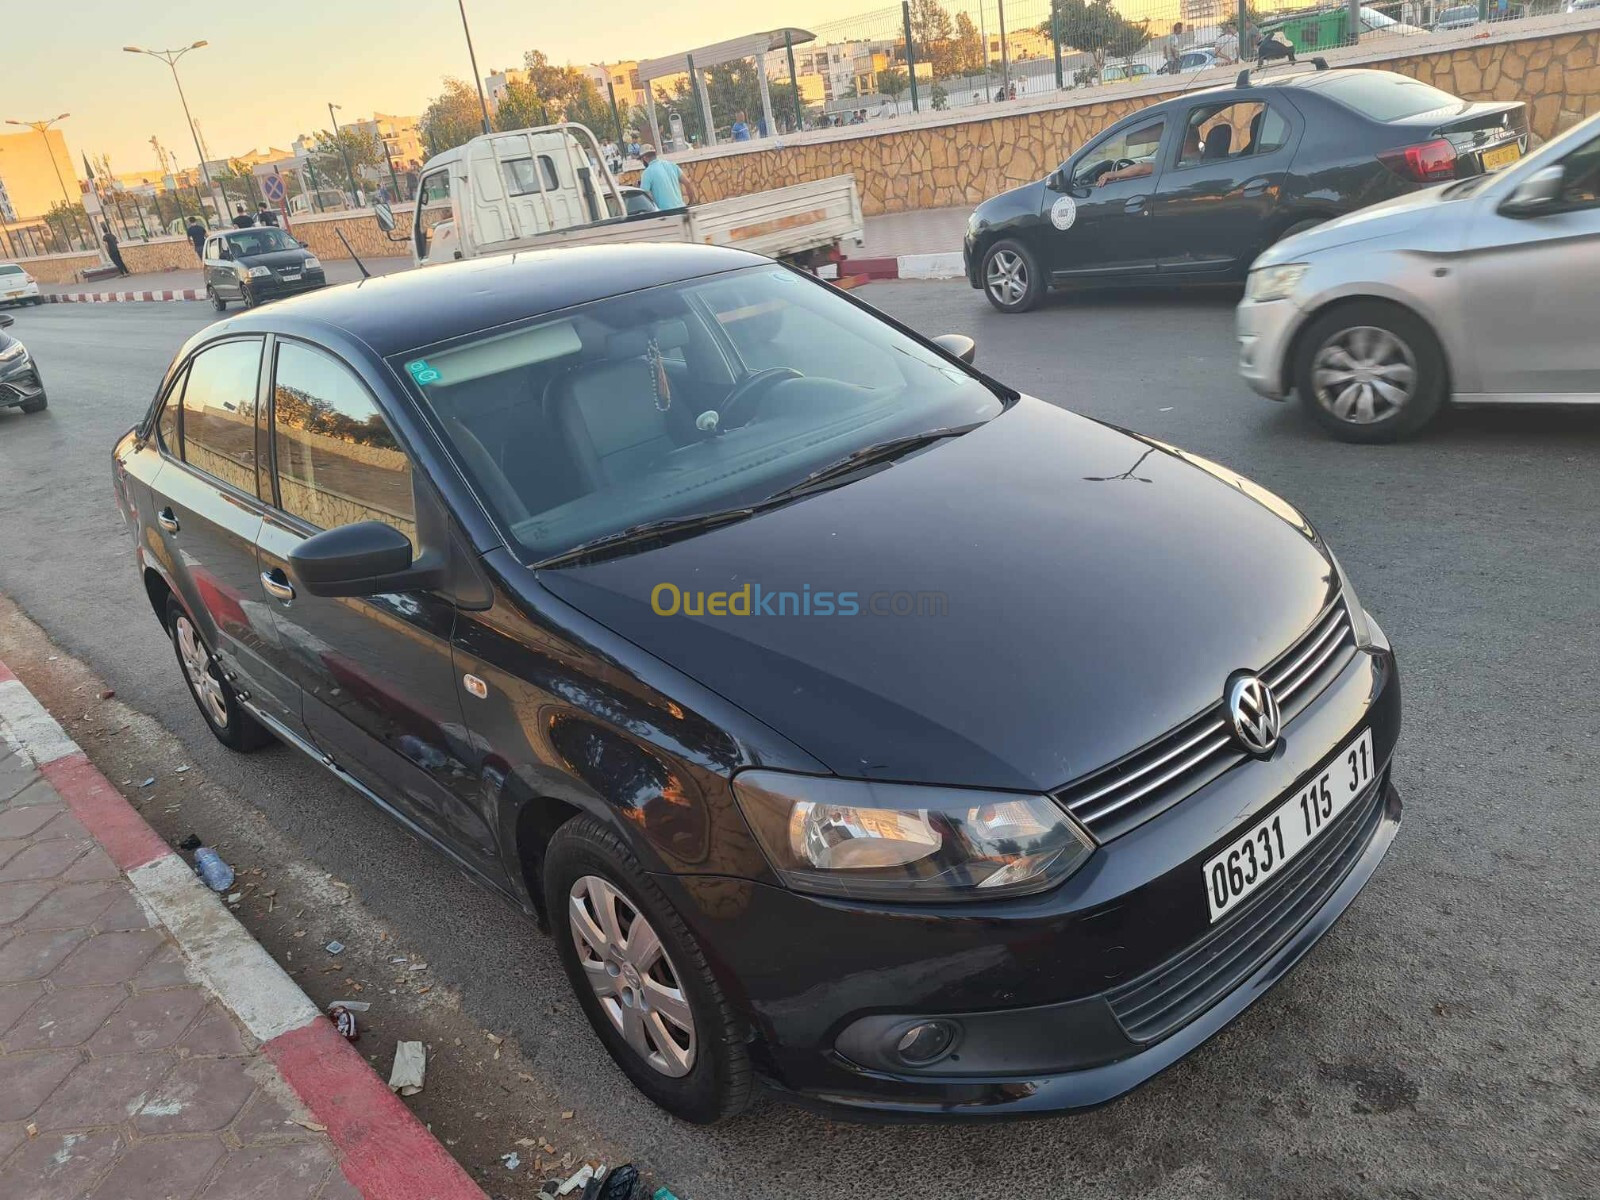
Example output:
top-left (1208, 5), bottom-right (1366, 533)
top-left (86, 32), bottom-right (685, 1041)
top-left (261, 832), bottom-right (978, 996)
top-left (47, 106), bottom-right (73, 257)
top-left (1311, 74), bottom-right (1464, 122)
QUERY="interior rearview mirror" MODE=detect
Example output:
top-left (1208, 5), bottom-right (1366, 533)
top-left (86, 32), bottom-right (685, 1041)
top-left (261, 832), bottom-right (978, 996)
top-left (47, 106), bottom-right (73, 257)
top-left (288, 521), bottom-right (443, 598)
top-left (1500, 164), bottom-right (1565, 217)
top-left (932, 333), bottom-right (977, 365)
top-left (374, 201), bottom-right (396, 233)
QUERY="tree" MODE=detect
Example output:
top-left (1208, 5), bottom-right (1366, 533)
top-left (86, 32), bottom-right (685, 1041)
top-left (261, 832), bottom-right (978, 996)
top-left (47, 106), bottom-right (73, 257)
top-left (494, 77), bottom-right (552, 131)
top-left (954, 12), bottom-right (986, 75)
top-left (878, 67), bottom-right (909, 113)
top-left (653, 59), bottom-right (764, 144)
top-left (1044, 0), bottom-right (1151, 76)
top-left (306, 130), bottom-right (384, 200)
top-left (422, 78), bottom-right (485, 155)
top-left (930, 82), bottom-right (950, 110)
top-left (908, 0), bottom-right (960, 77)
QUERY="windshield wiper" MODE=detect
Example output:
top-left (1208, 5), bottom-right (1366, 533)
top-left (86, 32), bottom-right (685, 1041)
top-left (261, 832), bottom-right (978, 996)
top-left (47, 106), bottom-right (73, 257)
top-left (534, 507), bottom-right (759, 569)
top-left (764, 423), bottom-right (985, 503)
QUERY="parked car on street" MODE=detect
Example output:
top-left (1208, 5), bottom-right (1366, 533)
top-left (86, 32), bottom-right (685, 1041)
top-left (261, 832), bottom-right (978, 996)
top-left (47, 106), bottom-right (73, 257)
top-left (1238, 112), bottom-right (1600, 440)
top-left (0, 314), bottom-right (47, 415)
top-left (0, 263), bottom-right (42, 307)
top-left (202, 226), bottom-right (326, 311)
top-left (966, 66), bottom-right (1527, 311)
top-left (1567, 0), bottom-right (1600, 11)
top-left (1101, 62), bottom-right (1155, 84)
top-left (1178, 46), bottom-right (1224, 72)
top-left (1432, 4), bottom-right (1481, 29)
top-left (113, 243), bottom-right (1401, 1123)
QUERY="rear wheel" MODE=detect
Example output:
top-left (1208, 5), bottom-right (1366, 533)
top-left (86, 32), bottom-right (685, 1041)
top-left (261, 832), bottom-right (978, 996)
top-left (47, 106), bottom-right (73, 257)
top-left (981, 239), bottom-right (1045, 313)
top-left (167, 597), bottom-right (273, 751)
top-left (545, 815), bottom-right (752, 1124)
top-left (1294, 301), bottom-right (1446, 442)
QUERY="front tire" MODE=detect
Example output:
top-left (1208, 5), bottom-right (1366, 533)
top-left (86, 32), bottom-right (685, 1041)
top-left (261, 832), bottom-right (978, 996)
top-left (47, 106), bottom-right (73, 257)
top-left (545, 815), bottom-right (752, 1124)
top-left (167, 597), bottom-right (273, 751)
top-left (209, 286), bottom-right (227, 312)
top-left (1294, 300), bottom-right (1446, 443)
top-left (981, 239), bottom-right (1045, 313)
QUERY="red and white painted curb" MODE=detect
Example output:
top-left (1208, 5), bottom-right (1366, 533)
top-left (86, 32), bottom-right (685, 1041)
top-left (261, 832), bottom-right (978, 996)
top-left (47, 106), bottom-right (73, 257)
top-left (45, 288), bottom-right (204, 304)
top-left (827, 251), bottom-right (966, 283)
top-left (0, 657), bottom-right (486, 1200)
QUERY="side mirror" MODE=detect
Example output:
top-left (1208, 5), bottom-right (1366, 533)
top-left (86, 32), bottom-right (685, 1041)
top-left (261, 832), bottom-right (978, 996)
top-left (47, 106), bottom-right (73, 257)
top-left (288, 521), bottom-right (442, 598)
top-left (0, 314), bottom-right (13, 329)
top-left (374, 201), bottom-right (396, 233)
top-left (297, 239), bottom-right (309, 248)
top-left (1500, 164), bottom-right (1565, 217)
top-left (932, 333), bottom-right (977, 364)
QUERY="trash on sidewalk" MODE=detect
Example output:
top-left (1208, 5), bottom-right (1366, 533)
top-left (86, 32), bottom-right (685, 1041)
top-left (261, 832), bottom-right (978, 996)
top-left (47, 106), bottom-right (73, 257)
top-left (325, 940), bottom-right (345, 955)
top-left (388, 1040), bottom-right (426, 1095)
top-left (556, 1165), bottom-right (594, 1195)
top-left (652, 1189), bottom-right (682, 1200)
top-left (501, 1151), bottom-right (522, 1171)
top-left (98, 689), bottom-right (116, 700)
top-left (589, 1164), bottom-right (639, 1200)
top-left (192, 846), bottom-right (234, 892)
top-left (329, 1004), bottom-right (359, 1040)
top-left (140, 776), bottom-right (156, 787)
top-left (331, 999), bottom-right (370, 1012)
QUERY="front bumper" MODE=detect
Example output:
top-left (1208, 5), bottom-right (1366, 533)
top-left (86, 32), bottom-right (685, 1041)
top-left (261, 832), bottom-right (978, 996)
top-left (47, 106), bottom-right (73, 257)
top-left (668, 633), bottom-right (1401, 1119)
top-left (243, 272), bottom-right (328, 304)
top-left (0, 362), bottom-right (42, 409)
top-left (1236, 295), bottom-right (1308, 401)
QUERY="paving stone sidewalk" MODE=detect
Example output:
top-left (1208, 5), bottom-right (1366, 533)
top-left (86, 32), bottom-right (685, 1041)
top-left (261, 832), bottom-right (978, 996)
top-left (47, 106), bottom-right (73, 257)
top-left (0, 743), bottom-right (361, 1200)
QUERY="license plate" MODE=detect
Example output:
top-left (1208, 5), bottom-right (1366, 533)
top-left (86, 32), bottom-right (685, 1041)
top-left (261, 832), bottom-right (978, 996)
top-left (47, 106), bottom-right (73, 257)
top-left (1482, 142), bottom-right (1522, 172)
top-left (280, 273), bottom-right (302, 282)
top-left (1203, 727), bottom-right (1375, 922)
top-left (4, 291), bottom-right (20, 299)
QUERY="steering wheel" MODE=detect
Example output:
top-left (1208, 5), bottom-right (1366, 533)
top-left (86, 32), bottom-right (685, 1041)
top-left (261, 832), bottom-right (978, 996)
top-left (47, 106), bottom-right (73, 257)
top-left (1113, 158), bottom-right (1137, 171)
top-left (719, 367), bottom-right (802, 428)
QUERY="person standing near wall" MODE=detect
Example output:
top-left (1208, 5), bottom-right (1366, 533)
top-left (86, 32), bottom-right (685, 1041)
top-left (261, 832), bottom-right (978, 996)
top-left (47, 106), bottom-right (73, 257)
top-left (186, 216), bottom-right (206, 260)
top-left (102, 223), bottom-right (129, 275)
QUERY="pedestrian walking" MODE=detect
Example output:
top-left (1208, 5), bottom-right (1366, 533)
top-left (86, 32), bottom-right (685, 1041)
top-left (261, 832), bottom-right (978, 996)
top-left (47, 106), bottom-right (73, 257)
top-left (186, 216), bottom-right (206, 260)
top-left (731, 111), bottom-right (752, 141)
top-left (637, 145), bottom-right (693, 210)
top-left (255, 202), bottom-right (279, 227)
top-left (102, 223), bottom-right (129, 276)
top-left (231, 203), bottom-right (255, 229)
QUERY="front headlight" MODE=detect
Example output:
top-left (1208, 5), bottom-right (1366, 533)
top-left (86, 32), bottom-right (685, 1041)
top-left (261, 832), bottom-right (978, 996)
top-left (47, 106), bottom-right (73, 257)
top-left (0, 340), bottom-right (27, 364)
top-left (302, 256), bottom-right (322, 270)
top-left (733, 772), bottom-right (1095, 902)
top-left (1245, 262), bottom-right (1308, 303)
top-left (246, 266), bottom-right (272, 279)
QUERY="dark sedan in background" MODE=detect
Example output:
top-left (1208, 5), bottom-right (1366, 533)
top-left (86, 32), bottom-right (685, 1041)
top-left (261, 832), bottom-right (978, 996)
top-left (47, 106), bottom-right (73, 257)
top-left (0, 314), bottom-right (47, 415)
top-left (114, 244), bottom-right (1400, 1123)
top-left (203, 226), bottom-right (327, 311)
top-left (966, 66), bottom-right (1526, 311)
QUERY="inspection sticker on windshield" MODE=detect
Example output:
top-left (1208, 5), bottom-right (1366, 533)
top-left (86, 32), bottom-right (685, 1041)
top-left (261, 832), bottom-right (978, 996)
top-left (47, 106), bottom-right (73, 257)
top-left (1203, 727), bottom-right (1374, 922)
top-left (406, 359), bottom-right (442, 386)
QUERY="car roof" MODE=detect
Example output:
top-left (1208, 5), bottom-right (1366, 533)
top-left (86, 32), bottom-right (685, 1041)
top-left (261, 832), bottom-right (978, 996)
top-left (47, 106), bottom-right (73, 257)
top-left (211, 242), bottom-right (768, 358)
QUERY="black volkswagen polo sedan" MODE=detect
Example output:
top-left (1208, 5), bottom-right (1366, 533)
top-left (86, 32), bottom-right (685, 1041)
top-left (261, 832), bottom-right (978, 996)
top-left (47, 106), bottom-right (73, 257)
top-left (965, 66), bottom-right (1525, 311)
top-left (112, 244), bottom-right (1400, 1122)
top-left (202, 226), bottom-right (327, 310)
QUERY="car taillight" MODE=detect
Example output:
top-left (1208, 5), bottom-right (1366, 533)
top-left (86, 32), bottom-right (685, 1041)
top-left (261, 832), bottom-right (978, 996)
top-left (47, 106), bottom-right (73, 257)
top-left (1378, 138), bottom-right (1458, 183)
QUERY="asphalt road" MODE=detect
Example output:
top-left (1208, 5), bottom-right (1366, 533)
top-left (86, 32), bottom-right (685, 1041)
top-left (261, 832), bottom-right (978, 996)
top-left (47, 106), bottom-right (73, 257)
top-left (2, 290), bottom-right (1597, 1199)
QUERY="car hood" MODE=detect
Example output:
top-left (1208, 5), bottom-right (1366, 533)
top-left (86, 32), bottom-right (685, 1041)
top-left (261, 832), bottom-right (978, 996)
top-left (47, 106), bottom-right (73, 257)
top-left (236, 249), bottom-right (315, 269)
top-left (970, 180), bottom-right (1046, 230)
top-left (536, 399), bottom-right (1338, 793)
top-left (1256, 181), bottom-right (1456, 267)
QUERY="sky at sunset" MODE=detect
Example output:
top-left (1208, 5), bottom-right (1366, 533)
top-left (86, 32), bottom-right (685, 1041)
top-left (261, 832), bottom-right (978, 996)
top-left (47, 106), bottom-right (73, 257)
top-left (8, 0), bottom-right (905, 174)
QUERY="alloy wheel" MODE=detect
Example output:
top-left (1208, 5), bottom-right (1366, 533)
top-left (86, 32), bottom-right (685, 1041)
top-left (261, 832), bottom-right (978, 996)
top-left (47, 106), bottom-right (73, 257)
top-left (175, 614), bottom-right (229, 729)
top-left (568, 874), bottom-right (697, 1078)
top-left (985, 249), bottom-right (1028, 307)
top-left (1311, 325), bottom-right (1417, 425)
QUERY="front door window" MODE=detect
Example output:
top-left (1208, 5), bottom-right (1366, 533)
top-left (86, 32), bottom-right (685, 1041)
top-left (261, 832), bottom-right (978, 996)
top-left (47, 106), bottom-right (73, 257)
top-left (1073, 118), bottom-right (1168, 190)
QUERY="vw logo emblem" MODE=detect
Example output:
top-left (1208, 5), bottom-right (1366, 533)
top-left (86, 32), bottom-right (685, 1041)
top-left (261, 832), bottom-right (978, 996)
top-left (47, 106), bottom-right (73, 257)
top-left (1226, 674), bottom-right (1282, 755)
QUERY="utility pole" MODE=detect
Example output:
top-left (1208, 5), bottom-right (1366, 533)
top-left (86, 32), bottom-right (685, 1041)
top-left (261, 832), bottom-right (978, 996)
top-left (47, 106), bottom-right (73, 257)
top-left (124, 42), bottom-right (220, 224)
top-left (457, 0), bottom-right (493, 134)
top-left (327, 104), bottom-right (363, 208)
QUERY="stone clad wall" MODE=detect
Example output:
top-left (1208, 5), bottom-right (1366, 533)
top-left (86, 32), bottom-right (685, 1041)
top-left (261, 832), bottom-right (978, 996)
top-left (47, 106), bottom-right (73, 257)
top-left (670, 26), bottom-right (1600, 217)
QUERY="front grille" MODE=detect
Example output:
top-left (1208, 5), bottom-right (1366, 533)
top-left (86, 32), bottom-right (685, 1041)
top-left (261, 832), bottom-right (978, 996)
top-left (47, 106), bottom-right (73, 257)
top-left (1106, 771), bottom-right (1386, 1043)
top-left (1056, 598), bottom-right (1356, 841)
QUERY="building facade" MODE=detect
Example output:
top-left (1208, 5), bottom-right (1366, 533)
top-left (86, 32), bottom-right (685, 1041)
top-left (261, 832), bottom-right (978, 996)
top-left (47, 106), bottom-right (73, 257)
top-left (0, 127), bottom-right (80, 222)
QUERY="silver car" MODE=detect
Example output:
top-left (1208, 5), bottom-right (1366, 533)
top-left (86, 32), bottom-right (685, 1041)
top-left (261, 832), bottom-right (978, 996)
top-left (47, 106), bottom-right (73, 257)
top-left (1238, 111), bottom-right (1600, 441)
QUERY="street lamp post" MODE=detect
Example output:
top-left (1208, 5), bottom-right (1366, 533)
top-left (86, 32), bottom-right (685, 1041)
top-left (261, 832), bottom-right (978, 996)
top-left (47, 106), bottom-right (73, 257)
top-left (123, 41), bottom-right (219, 225)
top-left (4, 114), bottom-right (86, 249)
top-left (327, 104), bottom-right (363, 209)
top-left (457, 0), bottom-right (493, 134)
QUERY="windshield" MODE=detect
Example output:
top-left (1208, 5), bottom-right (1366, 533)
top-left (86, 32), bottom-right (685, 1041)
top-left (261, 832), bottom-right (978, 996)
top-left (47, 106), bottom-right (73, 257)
top-left (392, 265), bottom-right (1007, 563)
top-left (227, 228), bottom-right (300, 256)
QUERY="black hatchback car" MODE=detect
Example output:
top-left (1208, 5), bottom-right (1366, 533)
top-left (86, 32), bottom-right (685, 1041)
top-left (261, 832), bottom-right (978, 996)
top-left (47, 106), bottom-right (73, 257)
top-left (966, 67), bottom-right (1526, 311)
top-left (113, 245), bottom-right (1400, 1123)
top-left (203, 226), bottom-right (327, 311)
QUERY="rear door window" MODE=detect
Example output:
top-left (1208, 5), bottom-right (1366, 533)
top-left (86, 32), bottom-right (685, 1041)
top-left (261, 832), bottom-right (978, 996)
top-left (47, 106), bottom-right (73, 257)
top-left (1175, 101), bottom-right (1291, 168)
top-left (180, 339), bottom-right (265, 496)
top-left (271, 342), bottom-right (417, 547)
top-left (501, 155), bottom-right (560, 197)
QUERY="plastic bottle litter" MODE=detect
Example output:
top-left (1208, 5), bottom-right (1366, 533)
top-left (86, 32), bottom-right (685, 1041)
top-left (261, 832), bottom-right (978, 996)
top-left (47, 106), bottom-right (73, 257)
top-left (193, 847), bottom-right (234, 893)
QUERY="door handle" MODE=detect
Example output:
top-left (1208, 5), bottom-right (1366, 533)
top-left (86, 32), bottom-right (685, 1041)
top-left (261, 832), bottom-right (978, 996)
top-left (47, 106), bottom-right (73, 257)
top-left (1242, 178), bottom-right (1272, 197)
top-left (1124, 195), bottom-right (1148, 214)
top-left (157, 508), bottom-right (180, 535)
top-left (260, 569), bottom-right (296, 603)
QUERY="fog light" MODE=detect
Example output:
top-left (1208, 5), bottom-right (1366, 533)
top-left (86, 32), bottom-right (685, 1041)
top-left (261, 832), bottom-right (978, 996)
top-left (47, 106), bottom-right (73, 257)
top-left (894, 1019), bottom-right (959, 1066)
